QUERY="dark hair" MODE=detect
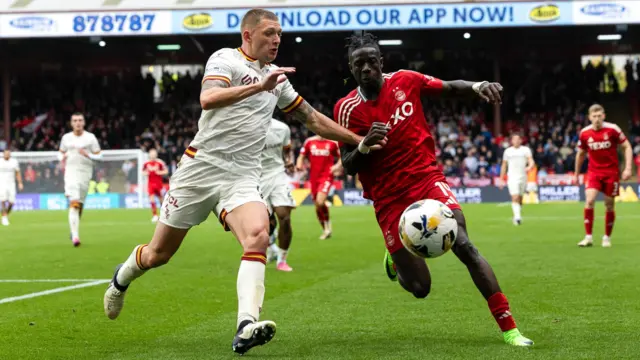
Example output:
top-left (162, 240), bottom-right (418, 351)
top-left (71, 112), bottom-right (84, 118)
top-left (345, 32), bottom-right (380, 58)
top-left (241, 8), bottom-right (278, 30)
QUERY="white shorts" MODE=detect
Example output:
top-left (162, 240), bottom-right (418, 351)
top-left (261, 173), bottom-right (296, 214)
top-left (526, 182), bottom-right (538, 193)
top-left (507, 180), bottom-right (526, 196)
top-left (65, 174), bottom-right (91, 203)
top-left (160, 156), bottom-right (267, 230)
top-left (0, 186), bottom-right (16, 203)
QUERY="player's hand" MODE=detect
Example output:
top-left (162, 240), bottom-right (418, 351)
top-left (363, 122), bottom-right (389, 151)
top-left (78, 149), bottom-right (90, 158)
top-left (573, 174), bottom-right (580, 185)
top-left (477, 82), bottom-right (503, 105)
top-left (18, 183), bottom-right (24, 191)
top-left (261, 67), bottom-right (296, 91)
top-left (622, 168), bottom-right (632, 181)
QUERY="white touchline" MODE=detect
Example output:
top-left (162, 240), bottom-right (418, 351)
top-left (0, 279), bottom-right (110, 283)
top-left (0, 279), bottom-right (110, 305)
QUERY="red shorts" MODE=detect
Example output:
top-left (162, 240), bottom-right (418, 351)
top-left (148, 183), bottom-right (164, 197)
top-left (585, 173), bottom-right (619, 197)
top-left (374, 172), bottom-right (461, 254)
top-left (310, 178), bottom-right (333, 200)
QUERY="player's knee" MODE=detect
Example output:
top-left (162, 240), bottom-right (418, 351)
top-left (314, 199), bottom-right (324, 208)
top-left (585, 199), bottom-right (596, 208)
top-left (144, 248), bottom-right (172, 268)
top-left (277, 213), bottom-right (291, 228)
top-left (411, 281), bottom-right (431, 299)
top-left (604, 201), bottom-right (615, 211)
top-left (243, 226), bottom-right (270, 252)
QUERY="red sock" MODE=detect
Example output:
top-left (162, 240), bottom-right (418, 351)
top-left (315, 206), bottom-right (326, 227)
top-left (322, 204), bottom-right (330, 224)
top-left (584, 208), bottom-right (594, 236)
top-left (488, 292), bottom-right (517, 332)
top-left (151, 202), bottom-right (157, 216)
top-left (605, 210), bottom-right (615, 236)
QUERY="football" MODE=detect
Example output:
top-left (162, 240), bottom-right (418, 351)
top-left (398, 199), bottom-right (458, 258)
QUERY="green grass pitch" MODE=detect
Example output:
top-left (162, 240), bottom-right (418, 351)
top-left (1, 203), bottom-right (639, 359)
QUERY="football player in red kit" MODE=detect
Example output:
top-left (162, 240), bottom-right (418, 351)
top-left (142, 149), bottom-right (168, 223)
top-left (296, 136), bottom-right (341, 239)
top-left (334, 33), bottom-right (533, 346)
top-left (574, 104), bottom-right (632, 248)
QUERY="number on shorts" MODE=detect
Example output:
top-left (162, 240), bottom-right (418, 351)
top-left (435, 181), bottom-right (458, 205)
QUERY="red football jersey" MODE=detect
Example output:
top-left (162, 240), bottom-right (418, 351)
top-left (578, 122), bottom-right (626, 176)
top-left (300, 136), bottom-right (339, 182)
top-left (143, 160), bottom-right (167, 186)
top-left (333, 70), bottom-right (443, 202)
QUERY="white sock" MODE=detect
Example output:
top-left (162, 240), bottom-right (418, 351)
top-left (585, 234), bottom-right (593, 241)
top-left (269, 243), bottom-right (279, 254)
top-left (277, 248), bottom-right (288, 264)
top-left (511, 202), bottom-right (522, 220)
top-left (237, 256), bottom-right (266, 328)
top-left (115, 245), bottom-right (148, 287)
top-left (69, 207), bottom-right (80, 239)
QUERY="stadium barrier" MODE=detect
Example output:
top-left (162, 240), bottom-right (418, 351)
top-left (13, 183), bottom-right (640, 211)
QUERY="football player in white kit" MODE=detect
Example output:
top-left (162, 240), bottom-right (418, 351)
top-left (103, 9), bottom-right (382, 355)
top-left (500, 134), bottom-right (534, 225)
top-left (0, 150), bottom-right (24, 226)
top-left (58, 113), bottom-right (102, 246)
top-left (262, 118), bottom-right (296, 272)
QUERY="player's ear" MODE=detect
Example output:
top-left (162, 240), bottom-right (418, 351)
top-left (379, 54), bottom-right (384, 70)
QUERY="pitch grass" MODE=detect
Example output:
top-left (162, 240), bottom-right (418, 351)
top-left (1, 203), bottom-right (639, 360)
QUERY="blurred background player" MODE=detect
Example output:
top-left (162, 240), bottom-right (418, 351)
top-left (500, 134), bottom-right (534, 225)
top-left (103, 9), bottom-right (371, 356)
top-left (142, 149), bottom-right (168, 223)
top-left (0, 150), bottom-right (24, 226)
top-left (261, 118), bottom-right (296, 272)
top-left (296, 135), bottom-right (341, 239)
top-left (58, 113), bottom-right (102, 246)
top-left (575, 104), bottom-right (632, 248)
top-left (336, 32), bottom-right (533, 347)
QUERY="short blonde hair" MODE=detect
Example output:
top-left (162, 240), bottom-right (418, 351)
top-left (589, 104), bottom-right (604, 114)
top-left (241, 9), bottom-right (278, 31)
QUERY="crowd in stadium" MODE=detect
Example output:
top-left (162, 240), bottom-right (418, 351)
top-left (7, 50), bottom-right (640, 187)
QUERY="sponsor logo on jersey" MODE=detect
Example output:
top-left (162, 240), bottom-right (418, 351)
top-left (387, 101), bottom-right (414, 126)
top-left (587, 141), bottom-right (611, 150)
top-left (580, 3), bottom-right (627, 18)
top-left (183, 13), bottom-right (213, 30)
top-left (529, 4), bottom-right (560, 22)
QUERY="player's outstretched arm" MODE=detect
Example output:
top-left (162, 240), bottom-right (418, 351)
top-left (441, 80), bottom-right (503, 105)
top-left (200, 68), bottom-right (295, 110)
top-left (340, 122), bottom-right (389, 176)
top-left (289, 101), bottom-right (363, 146)
top-left (15, 168), bottom-right (23, 192)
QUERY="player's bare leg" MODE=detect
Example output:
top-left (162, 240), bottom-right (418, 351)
top-left (315, 192), bottom-right (331, 240)
top-left (450, 209), bottom-right (533, 346)
top-left (1, 201), bottom-right (9, 226)
top-left (68, 200), bottom-right (82, 246)
top-left (225, 201), bottom-right (277, 354)
top-left (602, 195), bottom-right (615, 247)
top-left (579, 189), bottom-right (598, 247)
top-left (149, 194), bottom-right (159, 223)
top-left (389, 248), bottom-right (432, 298)
top-left (104, 222), bottom-right (188, 319)
top-left (511, 194), bottom-right (522, 226)
top-left (274, 206), bottom-right (294, 272)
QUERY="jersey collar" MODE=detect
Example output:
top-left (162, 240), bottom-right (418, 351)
top-left (357, 78), bottom-right (385, 102)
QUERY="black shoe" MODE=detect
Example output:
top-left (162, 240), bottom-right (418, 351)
top-left (232, 320), bottom-right (277, 355)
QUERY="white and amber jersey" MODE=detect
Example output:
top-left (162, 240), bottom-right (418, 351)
top-left (187, 48), bottom-right (303, 176)
top-left (0, 157), bottom-right (19, 187)
top-left (261, 119), bottom-right (291, 181)
top-left (59, 131), bottom-right (101, 176)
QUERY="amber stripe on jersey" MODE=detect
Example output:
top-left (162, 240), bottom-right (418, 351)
top-left (241, 252), bottom-right (267, 265)
top-left (202, 75), bottom-right (231, 86)
top-left (136, 244), bottom-right (149, 270)
top-left (237, 48), bottom-right (257, 62)
top-left (282, 96), bottom-right (304, 113)
top-left (218, 209), bottom-right (230, 231)
top-left (184, 146), bottom-right (197, 159)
